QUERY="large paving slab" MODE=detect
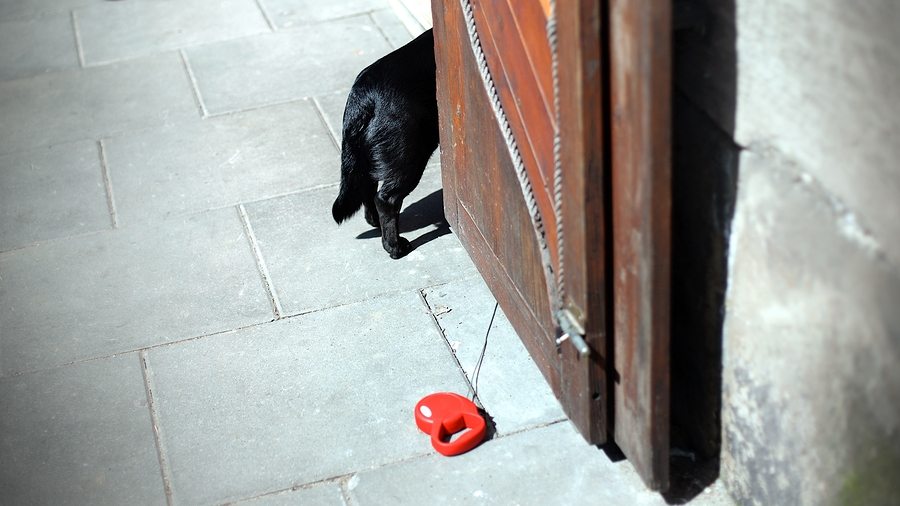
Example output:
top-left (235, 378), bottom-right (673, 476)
top-left (0, 15), bottom-right (78, 82)
top-left (422, 278), bottom-right (565, 435)
top-left (0, 208), bottom-right (272, 375)
top-left (0, 355), bottom-right (165, 505)
top-left (0, 52), bottom-right (198, 154)
top-left (236, 482), bottom-right (346, 505)
top-left (349, 421), bottom-right (734, 505)
top-left (144, 292), bottom-right (468, 505)
top-left (74, 0), bottom-right (270, 65)
top-left (243, 169), bottom-right (475, 315)
top-left (260, 0), bottom-right (389, 28)
top-left (104, 100), bottom-right (337, 225)
top-left (185, 15), bottom-right (392, 114)
top-left (0, 140), bottom-right (111, 252)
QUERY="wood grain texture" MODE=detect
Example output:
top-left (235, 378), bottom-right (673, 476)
top-left (470, 0), bottom-right (559, 267)
top-left (609, 0), bottom-right (672, 491)
top-left (432, 0), bottom-right (561, 395)
top-left (556, 0), bottom-right (608, 445)
top-left (434, 6), bottom-right (460, 230)
top-left (433, 0), bottom-right (613, 446)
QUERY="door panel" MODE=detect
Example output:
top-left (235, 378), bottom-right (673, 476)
top-left (433, 0), bottom-right (561, 397)
top-left (470, 0), bottom-right (559, 266)
top-left (555, 0), bottom-right (608, 445)
top-left (610, 0), bottom-right (672, 490)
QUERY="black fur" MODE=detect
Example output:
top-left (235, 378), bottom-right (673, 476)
top-left (331, 29), bottom-right (439, 259)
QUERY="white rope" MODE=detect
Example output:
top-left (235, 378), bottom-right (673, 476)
top-left (457, 0), bottom-right (591, 357)
top-left (457, 0), bottom-right (561, 314)
top-left (547, 0), bottom-right (567, 305)
top-left (546, 1), bottom-right (591, 358)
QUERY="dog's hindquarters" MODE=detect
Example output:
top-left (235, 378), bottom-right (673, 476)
top-left (331, 29), bottom-right (438, 258)
top-left (332, 95), bottom-right (377, 225)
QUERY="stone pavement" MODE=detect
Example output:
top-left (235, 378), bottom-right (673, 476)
top-left (0, 1), bottom-right (733, 504)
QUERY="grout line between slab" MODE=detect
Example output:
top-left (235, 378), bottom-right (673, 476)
top-left (0, 322), bottom-right (265, 381)
top-left (140, 351), bottom-right (174, 506)
top-left (237, 204), bottom-right (284, 319)
top-left (339, 475), bottom-right (356, 506)
top-left (226, 448), bottom-right (437, 505)
top-left (70, 10), bottom-right (86, 68)
top-left (502, 417), bottom-right (568, 436)
top-left (253, 0), bottom-right (277, 32)
top-left (367, 11), bottom-right (398, 49)
top-left (164, 89), bottom-right (350, 123)
top-left (54, 10), bottom-right (384, 73)
top-left (234, 419), bottom-right (572, 504)
top-left (0, 227), bottom-right (109, 258)
top-left (0, 182), bottom-right (339, 258)
top-left (274, 9), bottom-right (386, 29)
top-left (222, 471), bottom-right (360, 505)
top-left (203, 96), bottom-right (312, 120)
top-left (97, 139), bottom-right (119, 229)
top-left (179, 49), bottom-right (209, 117)
top-left (204, 183), bottom-right (341, 213)
top-left (0, 160), bottom-right (440, 255)
top-left (203, 89), bottom-right (349, 121)
top-left (228, 420), bottom-right (572, 503)
top-left (311, 96), bottom-right (341, 150)
top-left (280, 278), bottom-right (462, 320)
top-left (0, 281), bottom-right (471, 380)
top-left (417, 288), bottom-right (478, 400)
top-left (100, 181), bottom-right (341, 234)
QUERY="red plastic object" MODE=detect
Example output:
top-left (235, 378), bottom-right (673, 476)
top-left (415, 392), bottom-right (486, 456)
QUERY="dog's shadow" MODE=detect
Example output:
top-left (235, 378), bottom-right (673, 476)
top-left (356, 189), bottom-right (451, 252)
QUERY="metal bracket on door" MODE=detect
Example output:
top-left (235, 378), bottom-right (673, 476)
top-left (555, 307), bottom-right (590, 359)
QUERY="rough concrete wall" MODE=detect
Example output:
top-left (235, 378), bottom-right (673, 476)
top-left (730, 1), bottom-right (900, 266)
top-left (723, 147), bottom-right (900, 505)
top-left (682, 2), bottom-right (900, 261)
top-left (676, 1), bottom-right (900, 505)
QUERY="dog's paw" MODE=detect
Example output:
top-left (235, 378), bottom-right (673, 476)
top-left (388, 237), bottom-right (411, 259)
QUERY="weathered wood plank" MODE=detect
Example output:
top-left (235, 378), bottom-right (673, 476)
top-left (433, 7), bottom-right (459, 229)
top-left (556, 0), bottom-right (608, 445)
top-left (609, 0), bottom-right (672, 491)
top-left (432, 0), bottom-right (561, 397)
top-left (471, 0), bottom-right (558, 264)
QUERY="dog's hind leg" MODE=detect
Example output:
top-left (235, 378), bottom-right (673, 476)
top-left (358, 177), bottom-right (379, 229)
top-left (374, 163), bottom-right (426, 259)
top-left (374, 192), bottom-right (408, 259)
top-left (363, 196), bottom-right (379, 229)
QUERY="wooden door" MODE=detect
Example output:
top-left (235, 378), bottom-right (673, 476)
top-left (432, 0), bottom-right (671, 490)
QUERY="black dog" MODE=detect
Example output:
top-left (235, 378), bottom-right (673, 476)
top-left (331, 29), bottom-right (439, 259)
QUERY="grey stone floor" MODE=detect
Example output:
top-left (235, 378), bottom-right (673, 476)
top-left (0, 1), bottom-right (733, 504)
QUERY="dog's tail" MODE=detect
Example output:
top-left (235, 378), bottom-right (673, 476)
top-left (332, 99), bottom-right (373, 224)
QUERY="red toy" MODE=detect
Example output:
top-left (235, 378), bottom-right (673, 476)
top-left (414, 392), bottom-right (486, 456)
